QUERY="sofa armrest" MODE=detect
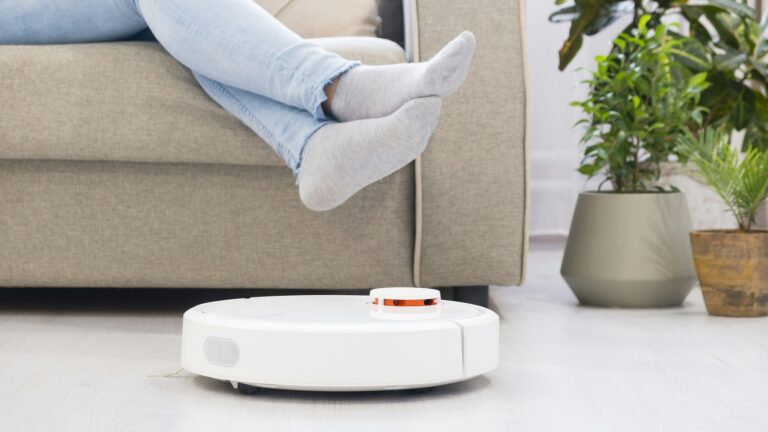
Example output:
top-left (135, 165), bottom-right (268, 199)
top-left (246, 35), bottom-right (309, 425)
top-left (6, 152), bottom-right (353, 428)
top-left (406, 0), bottom-right (529, 287)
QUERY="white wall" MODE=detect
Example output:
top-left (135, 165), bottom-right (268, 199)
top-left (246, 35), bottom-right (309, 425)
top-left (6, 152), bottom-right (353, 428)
top-left (525, 3), bottom-right (628, 236)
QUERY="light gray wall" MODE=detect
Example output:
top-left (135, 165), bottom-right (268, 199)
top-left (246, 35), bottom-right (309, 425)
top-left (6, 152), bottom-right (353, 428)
top-left (525, 2), bottom-right (626, 236)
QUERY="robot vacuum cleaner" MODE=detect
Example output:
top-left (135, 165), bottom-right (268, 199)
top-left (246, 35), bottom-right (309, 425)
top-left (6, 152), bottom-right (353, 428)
top-left (181, 288), bottom-right (499, 393)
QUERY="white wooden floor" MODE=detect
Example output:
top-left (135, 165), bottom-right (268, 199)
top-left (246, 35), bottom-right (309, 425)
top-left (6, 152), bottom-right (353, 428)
top-left (1, 239), bottom-right (767, 432)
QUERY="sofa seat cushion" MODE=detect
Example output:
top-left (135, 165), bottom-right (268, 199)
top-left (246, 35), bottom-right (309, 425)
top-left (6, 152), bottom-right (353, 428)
top-left (0, 37), bottom-right (405, 167)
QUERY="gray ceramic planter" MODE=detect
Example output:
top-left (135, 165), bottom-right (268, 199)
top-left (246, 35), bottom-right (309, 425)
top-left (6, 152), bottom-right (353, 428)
top-left (561, 192), bottom-right (696, 308)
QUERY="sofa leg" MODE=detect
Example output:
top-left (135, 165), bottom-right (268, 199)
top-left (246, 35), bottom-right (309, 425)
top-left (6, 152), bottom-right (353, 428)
top-left (451, 286), bottom-right (489, 308)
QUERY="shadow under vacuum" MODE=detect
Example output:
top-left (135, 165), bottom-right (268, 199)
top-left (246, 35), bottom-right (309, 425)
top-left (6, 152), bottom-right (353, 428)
top-left (190, 374), bottom-right (492, 402)
top-left (0, 287), bottom-right (371, 313)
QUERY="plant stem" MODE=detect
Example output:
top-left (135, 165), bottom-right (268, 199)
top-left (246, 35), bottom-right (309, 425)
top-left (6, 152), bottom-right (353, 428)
top-left (633, 137), bottom-right (641, 192)
top-left (633, 0), bottom-right (643, 25)
top-left (702, 98), bottom-right (725, 130)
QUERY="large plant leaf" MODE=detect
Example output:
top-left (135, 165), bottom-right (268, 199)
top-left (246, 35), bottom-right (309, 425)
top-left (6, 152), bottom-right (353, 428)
top-left (699, 72), bottom-right (740, 128)
top-left (549, 5), bottom-right (582, 23)
top-left (744, 123), bottom-right (768, 151)
top-left (750, 58), bottom-right (768, 81)
top-left (742, 95), bottom-right (768, 150)
top-left (755, 7), bottom-right (768, 56)
top-left (584, 12), bottom-right (622, 35)
top-left (758, 36), bottom-right (768, 57)
top-left (681, 5), bottom-right (717, 46)
top-left (560, 29), bottom-right (586, 71)
top-left (756, 92), bottom-right (768, 119)
top-left (714, 48), bottom-right (748, 70)
top-left (731, 87), bottom-right (757, 130)
top-left (681, 5), bottom-right (706, 22)
top-left (705, 7), bottom-right (742, 48)
top-left (760, 5), bottom-right (768, 33)
top-left (705, 0), bottom-right (756, 19)
top-left (670, 37), bottom-right (712, 71)
top-left (553, 0), bottom-right (625, 70)
top-left (585, 2), bottom-right (636, 35)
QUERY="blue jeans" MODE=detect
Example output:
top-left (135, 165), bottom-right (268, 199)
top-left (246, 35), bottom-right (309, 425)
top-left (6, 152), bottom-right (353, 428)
top-left (0, 0), bottom-right (359, 175)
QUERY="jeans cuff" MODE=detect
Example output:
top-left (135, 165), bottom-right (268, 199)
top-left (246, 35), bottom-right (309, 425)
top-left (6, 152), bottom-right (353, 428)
top-left (310, 61), bottom-right (361, 121)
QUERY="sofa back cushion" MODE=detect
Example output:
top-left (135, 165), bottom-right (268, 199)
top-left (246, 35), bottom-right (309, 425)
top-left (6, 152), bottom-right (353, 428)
top-left (256, 0), bottom-right (379, 38)
top-left (0, 38), bottom-right (405, 168)
top-left (129, 1), bottom-right (379, 42)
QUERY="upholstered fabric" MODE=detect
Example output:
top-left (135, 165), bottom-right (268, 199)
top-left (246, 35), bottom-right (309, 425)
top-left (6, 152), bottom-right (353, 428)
top-left (412, 0), bottom-right (528, 287)
top-left (0, 38), bottom-right (405, 167)
top-left (0, 160), bottom-right (414, 288)
top-left (127, 0), bottom-right (379, 41)
top-left (258, 0), bottom-right (379, 39)
top-left (0, 0), bottom-right (529, 290)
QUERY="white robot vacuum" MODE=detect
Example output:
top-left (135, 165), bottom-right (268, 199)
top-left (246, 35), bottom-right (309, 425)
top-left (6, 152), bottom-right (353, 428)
top-left (181, 288), bottom-right (499, 393)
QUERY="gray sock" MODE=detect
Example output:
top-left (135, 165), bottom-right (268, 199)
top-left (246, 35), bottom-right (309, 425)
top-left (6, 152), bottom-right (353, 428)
top-left (330, 31), bottom-right (475, 122)
top-left (298, 97), bottom-right (442, 211)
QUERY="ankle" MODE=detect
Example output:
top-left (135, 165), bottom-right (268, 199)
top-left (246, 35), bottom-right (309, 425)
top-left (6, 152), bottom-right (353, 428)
top-left (322, 76), bottom-right (341, 118)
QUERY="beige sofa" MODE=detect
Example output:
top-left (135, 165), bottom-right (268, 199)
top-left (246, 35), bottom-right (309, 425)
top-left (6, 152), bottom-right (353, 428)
top-left (0, 0), bottom-right (527, 305)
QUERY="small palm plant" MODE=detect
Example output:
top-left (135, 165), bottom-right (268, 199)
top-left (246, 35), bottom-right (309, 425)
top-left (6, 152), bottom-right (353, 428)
top-left (678, 127), bottom-right (768, 317)
top-left (677, 128), bottom-right (768, 232)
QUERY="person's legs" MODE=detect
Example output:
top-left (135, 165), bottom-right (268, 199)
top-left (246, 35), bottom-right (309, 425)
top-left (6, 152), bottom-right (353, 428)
top-left (132, 0), bottom-right (454, 209)
top-left (192, 72), bottom-right (329, 175)
top-left (0, 0), bottom-right (459, 210)
top-left (136, 0), bottom-right (474, 123)
top-left (0, 0), bottom-right (146, 44)
top-left (194, 73), bottom-right (442, 211)
top-left (135, 0), bottom-right (357, 121)
top-left (298, 97), bottom-right (442, 211)
top-left (0, 0), bottom-right (356, 121)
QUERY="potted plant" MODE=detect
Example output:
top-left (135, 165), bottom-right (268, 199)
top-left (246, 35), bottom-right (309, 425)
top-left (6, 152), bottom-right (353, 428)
top-left (560, 18), bottom-right (708, 307)
top-left (551, 0), bottom-right (768, 147)
top-left (678, 128), bottom-right (768, 317)
top-left (553, 0), bottom-right (768, 229)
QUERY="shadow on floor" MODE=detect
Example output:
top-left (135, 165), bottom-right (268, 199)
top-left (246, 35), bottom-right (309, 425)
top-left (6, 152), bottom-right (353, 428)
top-left (0, 287), bottom-right (371, 313)
top-left (191, 374), bottom-right (492, 403)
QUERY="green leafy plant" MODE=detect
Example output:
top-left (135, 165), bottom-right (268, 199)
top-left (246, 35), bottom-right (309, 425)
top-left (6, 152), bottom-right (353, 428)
top-left (549, 0), bottom-right (753, 70)
top-left (575, 18), bottom-right (709, 192)
top-left (678, 127), bottom-right (768, 231)
top-left (551, 0), bottom-right (768, 149)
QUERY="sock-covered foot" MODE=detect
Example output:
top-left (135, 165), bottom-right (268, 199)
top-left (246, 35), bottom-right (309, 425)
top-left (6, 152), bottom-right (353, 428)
top-left (298, 97), bottom-right (442, 211)
top-left (330, 31), bottom-right (475, 122)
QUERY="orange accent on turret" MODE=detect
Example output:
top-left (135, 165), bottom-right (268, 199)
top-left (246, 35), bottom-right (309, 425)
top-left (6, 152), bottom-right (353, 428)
top-left (371, 298), bottom-right (438, 307)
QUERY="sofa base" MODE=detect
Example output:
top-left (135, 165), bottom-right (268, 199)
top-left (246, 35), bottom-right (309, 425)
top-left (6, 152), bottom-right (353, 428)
top-left (437, 286), bottom-right (490, 307)
top-left (0, 160), bottom-right (415, 289)
top-left (452, 286), bottom-right (490, 308)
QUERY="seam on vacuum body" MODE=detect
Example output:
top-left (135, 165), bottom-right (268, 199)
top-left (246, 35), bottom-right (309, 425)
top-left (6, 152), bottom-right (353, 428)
top-left (447, 320), bottom-right (466, 377)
